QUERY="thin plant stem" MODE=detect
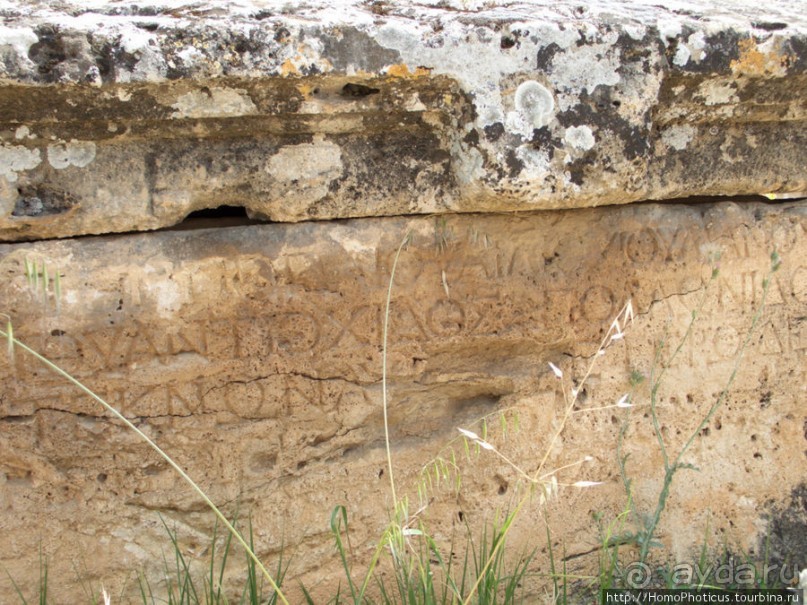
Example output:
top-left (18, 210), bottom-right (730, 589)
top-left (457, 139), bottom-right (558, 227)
top-left (637, 254), bottom-right (779, 563)
top-left (457, 301), bottom-right (634, 605)
top-left (649, 279), bottom-right (712, 470)
top-left (532, 300), bottom-right (634, 482)
top-left (382, 231), bottom-right (410, 506)
top-left (0, 328), bottom-right (289, 605)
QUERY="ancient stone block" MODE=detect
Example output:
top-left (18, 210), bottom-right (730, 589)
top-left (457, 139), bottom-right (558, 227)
top-left (0, 1), bottom-right (804, 240)
top-left (0, 201), bottom-right (803, 600)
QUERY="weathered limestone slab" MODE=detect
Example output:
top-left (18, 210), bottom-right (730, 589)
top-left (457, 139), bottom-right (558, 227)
top-left (0, 1), bottom-right (805, 240)
top-left (0, 202), bottom-right (804, 600)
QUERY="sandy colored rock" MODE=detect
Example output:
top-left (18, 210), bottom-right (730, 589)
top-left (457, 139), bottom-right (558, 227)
top-left (0, 1), bottom-right (805, 240)
top-left (0, 201), bottom-right (804, 601)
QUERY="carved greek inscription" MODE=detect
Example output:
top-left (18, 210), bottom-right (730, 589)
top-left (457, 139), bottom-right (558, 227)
top-left (717, 265), bottom-right (804, 308)
top-left (579, 285), bottom-right (617, 322)
top-left (427, 300), bottom-right (465, 336)
top-left (330, 304), bottom-right (381, 348)
top-left (33, 320), bottom-right (208, 372)
top-left (2, 213), bottom-right (802, 426)
top-left (717, 272), bottom-right (759, 308)
top-left (625, 228), bottom-right (661, 264)
top-left (602, 226), bottom-right (709, 266)
top-left (692, 313), bottom-right (799, 366)
top-left (791, 265), bottom-right (807, 303)
top-left (387, 302), bottom-right (429, 342)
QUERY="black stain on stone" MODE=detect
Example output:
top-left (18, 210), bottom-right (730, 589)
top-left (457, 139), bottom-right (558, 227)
top-left (698, 30), bottom-right (744, 72)
top-left (484, 122), bottom-right (504, 142)
top-left (783, 35), bottom-right (807, 73)
top-left (500, 36), bottom-right (516, 50)
top-left (320, 27), bottom-right (401, 72)
top-left (529, 126), bottom-right (559, 151)
top-left (25, 26), bottom-right (110, 83)
top-left (621, 125), bottom-right (650, 161)
top-left (555, 90), bottom-right (603, 127)
top-left (504, 149), bottom-right (524, 178)
top-left (566, 155), bottom-right (594, 186)
top-left (233, 35), bottom-right (251, 55)
top-left (12, 186), bottom-right (78, 218)
top-left (93, 39), bottom-right (139, 82)
top-left (666, 27), bottom-right (743, 74)
top-left (615, 31), bottom-right (663, 76)
top-left (535, 42), bottom-right (561, 70)
top-left (463, 128), bottom-right (479, 146)
top-left (616, 32), bottom-right (654, 63)
top-left (29, 26), bottom-right (68, 81)
top-left (322, 127), bottom-right (454, 216)
top-left (557, 88), bottom-right (651, 162)
top-left (760, 482), bottom-right (807, 574)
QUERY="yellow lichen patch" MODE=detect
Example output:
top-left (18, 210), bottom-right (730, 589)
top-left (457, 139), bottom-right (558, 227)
top-left (386, 63), bottom-right (412, 77)
top-left (297, 82), bottom-right (317, 97)
top-left (280, 58), bottom-right (299, 76)
top-left (386, 63), bottom-right (433, 78)
top-left (730, 38), bottom-right (793, 77)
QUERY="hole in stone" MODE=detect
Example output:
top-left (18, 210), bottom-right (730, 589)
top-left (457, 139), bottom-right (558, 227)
top-left (752, 21), bottom-right (788, 31)
top-left (494, 474), bottom-right (509, 495)
top-left (341, 83), bottom-right (380, 97)
top-left (187, 205), bottom-right (248, 220)
top-left (174, 205), bottom-right (258, 230)
top-left (143, 464), bottom-right (164, 476)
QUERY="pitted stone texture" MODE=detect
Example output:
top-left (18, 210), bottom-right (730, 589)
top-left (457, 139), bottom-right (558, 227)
top-left (0, 202), bottom-right (804, 600)
top-left (0, 1), bottom-right (805, 240)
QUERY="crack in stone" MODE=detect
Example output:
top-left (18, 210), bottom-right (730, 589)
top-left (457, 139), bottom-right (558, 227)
top-left (566, 281), bottom-right (709, 364)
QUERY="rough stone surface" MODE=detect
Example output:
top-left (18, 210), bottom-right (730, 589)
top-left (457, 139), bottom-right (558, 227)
top-left (0, 201), bottom-right (804, 600)
top-left (0, 1), bottom-right (805, 239)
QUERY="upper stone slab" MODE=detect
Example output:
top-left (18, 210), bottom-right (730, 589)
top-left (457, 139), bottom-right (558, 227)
top-left (0, 0), bottom-right (805, 240)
